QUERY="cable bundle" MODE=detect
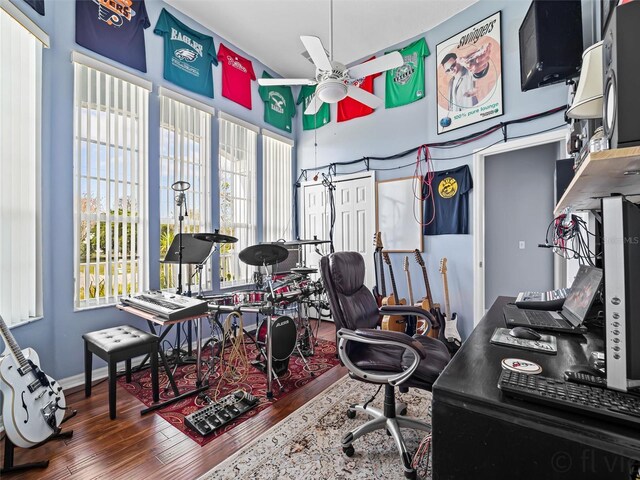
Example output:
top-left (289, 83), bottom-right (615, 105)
top-left (211, 311), bottom-right (251, 401)
top-left (411, 433), bottom-right (432, 478)
top-left (542, 211), bottom-right (599, 265)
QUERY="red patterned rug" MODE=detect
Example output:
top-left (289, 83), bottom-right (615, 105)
top-left (118, 338), bottom-right (339, 446)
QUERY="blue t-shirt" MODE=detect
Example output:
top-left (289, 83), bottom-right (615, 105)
top-left (154, 8), bottom-right (218, 98)
top-left (423, 165), bottom-right (473, 235)
top-left (75, 0), bottom-right (150, 73)
top-left (24, 0), bottom-right (44, 15)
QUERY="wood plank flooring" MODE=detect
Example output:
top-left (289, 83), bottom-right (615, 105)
top-left (1, 320), bottom-right (346, 479)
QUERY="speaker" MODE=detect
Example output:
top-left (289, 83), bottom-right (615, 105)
top-left (555, 158), bottom-right (575, 203)
top-left (602, 2), bottom-right (640, 150)
top-left (519, 0), bottom-right (583, 92)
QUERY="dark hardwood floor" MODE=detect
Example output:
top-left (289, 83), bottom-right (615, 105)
top-left (1, 320), bottom-right (346, 479)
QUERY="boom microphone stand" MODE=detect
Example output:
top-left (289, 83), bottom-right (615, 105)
top-left (171, 181), bottom-right (191, 363)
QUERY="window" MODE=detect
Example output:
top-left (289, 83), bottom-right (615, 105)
top-left (73, 56), bottom-right (150, 309)
top-left (218, 115), bottom-right (257, 287)
top-left (262, 133), bottom-right (293, 242)
top-left (159, 92), bottom-right (212, 291)
top-left (0, 6), bottom-right (47, 326)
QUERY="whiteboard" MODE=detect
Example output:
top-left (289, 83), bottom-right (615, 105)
top-left (376, 177), bottom-right (423, 252)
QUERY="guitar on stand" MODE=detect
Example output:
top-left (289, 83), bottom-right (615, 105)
top-left (413, 249), bottom-right (442, 339)
top-left (439, 258), bottom-right (462, 355)
top-left (381, 252), bottom-right (407, 332)
top-left (372, 232), bottom-right (386, 307)
top-left (402, 257), bottom-right (417, 336)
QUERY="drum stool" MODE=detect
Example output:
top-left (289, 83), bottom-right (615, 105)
top-left (83, 325), bottom-right (159, 420)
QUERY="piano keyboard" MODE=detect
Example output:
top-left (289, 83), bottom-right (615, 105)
top-left (120, 291), bottom-right (209, 321)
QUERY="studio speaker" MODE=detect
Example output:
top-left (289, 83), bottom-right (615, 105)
top-left (602, 2), bottom-right (640, 149)
top-left (519, 0), bottom-right (583, 92)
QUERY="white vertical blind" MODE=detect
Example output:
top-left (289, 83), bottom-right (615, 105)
top-left (159, 95), bottom-right (212, 291)
top-left (219, 116), bottom-right (257, 287)
top-left (73, 60), bottom-right (149, 309)
top-left (0, 8), bottom-right (43, 325)
top-left (263, 135), bottom-right (293, 242)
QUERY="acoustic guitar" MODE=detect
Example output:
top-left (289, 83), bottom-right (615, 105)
top-left (381, 252), bottom-right (407, 332)
top-left (413, 249), bottom-right (442, 338)
top-left (439, 258), bottom-right (462, 354)
top-left (0, 314), bottom-right (66, 448)
top-left (372, 232), bottom-right (386, 307)
top-left (402, 256), bottom-right (417, 335)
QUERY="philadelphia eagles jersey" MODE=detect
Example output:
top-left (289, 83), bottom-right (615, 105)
top-left (154, 8), bottom-right (218, 98)
top-left (385, 38), bottom-right (430, 108)
top-left (297, 85), bottom-right (330, 130)
top-left (259, 71), bottom-right (296, 132)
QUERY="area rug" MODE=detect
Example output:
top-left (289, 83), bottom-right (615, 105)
top-left (118, 338), bottom-right (340, 446)
top-left (199, 376), bottom-right (433, 480)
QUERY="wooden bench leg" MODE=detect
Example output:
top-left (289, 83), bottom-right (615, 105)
top-left (108, 360), bottom-right (117, 420)
top-left (84, 342), bottom-right (92, 397)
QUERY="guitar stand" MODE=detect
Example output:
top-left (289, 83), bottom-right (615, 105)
top-left (1, 429), bottom-right (74, 474)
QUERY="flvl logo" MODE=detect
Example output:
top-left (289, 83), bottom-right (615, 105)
top-left (93, 0), bottom-right (136, 27)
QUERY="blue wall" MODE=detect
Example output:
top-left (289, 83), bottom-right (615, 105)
top-left (296, 0), bottom-right (596, 339)
top-left (8, 0), bottom-right (294, 380)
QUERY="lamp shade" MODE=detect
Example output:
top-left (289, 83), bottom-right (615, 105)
top-left (567, 41), bottom-right (603, 119)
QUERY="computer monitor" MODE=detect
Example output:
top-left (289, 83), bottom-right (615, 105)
top-left (563, 266), bottom-right (603, 321)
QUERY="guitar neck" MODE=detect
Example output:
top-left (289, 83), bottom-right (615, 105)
top-left (378, 253), bottom-right (387, 297)
top-left (442, 272), bottom-right (452, 319)
top-left (0, 316), bottom-right (28, 369)
top-left (405, 270), bottom-right (414, 305)
top-left (388, 264), bottom-right (400, 300)
top-left (421, 265), bottom-right (434, 305)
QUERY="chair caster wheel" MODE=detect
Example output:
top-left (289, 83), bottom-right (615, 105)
top-left (346, 409), bottom-right (356, 419)
top-left (386, 429), bottom-right (391, 436)
top-left (404, 469), bottom-right (417, 479)
top-left (343, 445), bottom-right (355, 457)
top-left (399, 407), bottom-right (408, 416)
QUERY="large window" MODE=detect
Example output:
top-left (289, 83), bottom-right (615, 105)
top-left (219, 115), bottom-right (257, 287)
top-left (262, 133), bottom-right (293, 242)
top-left (73, 56), bottom-right (150, 309)
top-left (159, 92), bottom-right (212, 291)
top-left (0, 6), bottom-right (47, 325)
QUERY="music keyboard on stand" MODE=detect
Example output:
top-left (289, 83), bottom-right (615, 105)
top-left (120, 292), bottom-right (209, 321)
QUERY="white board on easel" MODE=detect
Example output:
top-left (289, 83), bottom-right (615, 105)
top-left (376, 177), bottom-right (423, 252)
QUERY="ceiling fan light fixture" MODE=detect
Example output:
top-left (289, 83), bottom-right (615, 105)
top-left (316, 79), bottom-right (348, 103)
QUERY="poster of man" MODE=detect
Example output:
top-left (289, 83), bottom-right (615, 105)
top-left (436, 11), bottom-right (503, 134)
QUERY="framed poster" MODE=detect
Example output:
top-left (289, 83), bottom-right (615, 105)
top-left (376, 177), bottom-right (423, 252)
top-left (436, 11), bottom-right (503, 134)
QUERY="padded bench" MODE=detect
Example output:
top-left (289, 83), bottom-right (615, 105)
top-left (83, 325), bottom-right (159, 420)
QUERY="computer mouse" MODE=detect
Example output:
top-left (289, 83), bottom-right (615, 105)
top-left (509, 326), bottom-right (542, 341)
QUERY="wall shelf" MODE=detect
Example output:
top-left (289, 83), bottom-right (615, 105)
top-left (554, 146), bottom-right (640, 215)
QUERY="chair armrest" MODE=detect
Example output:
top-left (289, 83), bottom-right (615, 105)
top-left (379, 305), bottom-right (435, 335)
top-left (336, 328), bottom-right (424, 387)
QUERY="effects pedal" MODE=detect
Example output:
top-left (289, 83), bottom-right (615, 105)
top-left (184, 390), bottom-right (259, 436)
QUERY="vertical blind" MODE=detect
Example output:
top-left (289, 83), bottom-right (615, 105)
top-left (73, 60), bottom-right (149, 309)
top-left (263, 134), bottom-right (293, 242)
top-left (219, 117), bottom-right (257, 287)
top-left (159, 94), bottom-right (212, 291)
top-left (0, 8), bottom-right (43, 325)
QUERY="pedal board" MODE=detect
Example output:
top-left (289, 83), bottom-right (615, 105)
top-left (184, 390), bottom-right (259, 436)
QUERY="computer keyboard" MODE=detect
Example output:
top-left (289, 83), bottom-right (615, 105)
top-left (498, 369), bottom-right (640, 428)
top-left (524, 310), bottom-right (561, 327)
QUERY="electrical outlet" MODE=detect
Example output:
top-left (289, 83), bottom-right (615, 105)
top-left (519, 241), bottom-right (525, 250)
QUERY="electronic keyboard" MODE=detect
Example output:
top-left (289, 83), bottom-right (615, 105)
top-left (120, 291), bottom-right (209, 321)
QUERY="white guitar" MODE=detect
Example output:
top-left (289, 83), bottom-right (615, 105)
top-left (0, 314), bottom-right (65, 448)
top-left (439, 258), bottom-right (462, 350)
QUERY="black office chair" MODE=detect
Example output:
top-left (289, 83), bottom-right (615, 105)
top-left (320, 251), bottom-right (451, 479)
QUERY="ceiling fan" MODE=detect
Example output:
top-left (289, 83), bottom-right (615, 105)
top-left (257, 35), bottom-right (403, 115)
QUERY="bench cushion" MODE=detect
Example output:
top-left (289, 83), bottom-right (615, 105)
top-left (82, 325), bottom-right (157, 354)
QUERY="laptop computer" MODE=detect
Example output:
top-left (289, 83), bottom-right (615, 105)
top-left (503, 265), bottom-right (603, 333)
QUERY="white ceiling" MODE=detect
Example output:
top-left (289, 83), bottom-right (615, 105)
top-left (165, 0), bottom-right (479, 78)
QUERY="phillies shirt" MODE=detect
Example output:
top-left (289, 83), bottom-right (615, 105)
top-left (422, 165), bottom-right (473, 235)
top-left (218, 43), bottom-right (256, 109)
top-left (154, 8), bottom-right (218, 98)
top-left (76, 0), bottom-right (150, 73)
top-left (337, 57), bottom-right (381, 122)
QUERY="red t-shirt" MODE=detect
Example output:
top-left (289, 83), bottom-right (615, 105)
top-left (338, 57), bottom-right (381, 122)
top-left (217, 43), bottom-right (256, 109)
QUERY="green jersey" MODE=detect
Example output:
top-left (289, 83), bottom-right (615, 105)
top-left (259, 71), bottom-right (296, 132)
top-left (296, 85), bottom-right (330, 130)
top-left (385, 38), bottom-right (430, 108)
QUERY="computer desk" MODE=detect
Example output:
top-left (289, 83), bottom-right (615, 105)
top-left (431, 296), bottom-right (640, 480)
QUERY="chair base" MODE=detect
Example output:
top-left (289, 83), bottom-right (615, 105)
top-left (342, 386), bottom-right (431, 479)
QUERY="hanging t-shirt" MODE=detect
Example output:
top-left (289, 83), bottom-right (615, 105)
top-left (385, 38), bottom-right (430, 108)
top-left (23, 0), bottom-right (44, 15)
top-left (338, 57), bottom-right (381, 122)
top-left (153, 9), bottom-right (218, 98)
top-left (258, 71), bottom-right (296, 132)
top-left (76, 0), bottom-right (150, 73)
top-left (422, 165), bottom-right (473, 235)
top-left (218, 43), bottom-right (256, 109)
top-left (297, 85), bottom-right (330, 130)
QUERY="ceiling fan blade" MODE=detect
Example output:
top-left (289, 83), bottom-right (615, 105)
top-left (346, 85), bottom-right (382, 109)
top-left (257, 78), bottom-right (317, 86)
top-left (304, 94), bottom-right (325, 115)
top-left (348, 51), bottom-right (404, 79)
top-left (300, 35), bottom-right (332, 72)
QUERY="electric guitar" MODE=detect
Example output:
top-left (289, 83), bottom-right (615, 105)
top-left (0, 314), bottom-right (66, 448)
top-left (381, 252), bottom-right (407, 332)
top-left (439, 258), bottom-right (462, 354)
top-left (413, 249), bottom-right (442, 338)
top-left (372, 232), bottom-right (387, 307)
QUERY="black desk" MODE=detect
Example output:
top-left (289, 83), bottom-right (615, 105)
top-left (432, 296), bottom-right (640, 480)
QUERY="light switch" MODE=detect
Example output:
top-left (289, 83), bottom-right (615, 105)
top-left (519, 241), bottom-right (525, 249)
